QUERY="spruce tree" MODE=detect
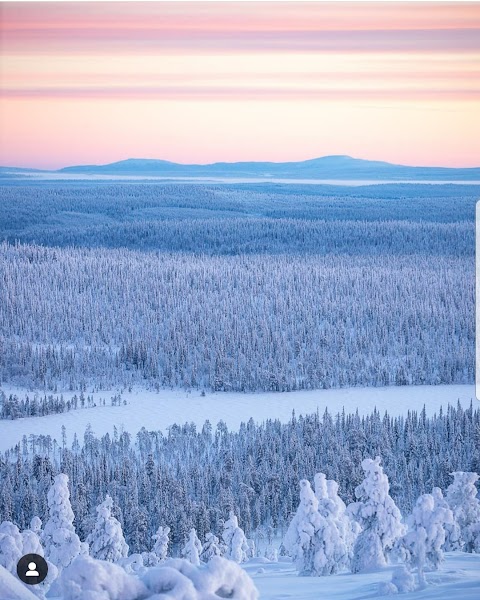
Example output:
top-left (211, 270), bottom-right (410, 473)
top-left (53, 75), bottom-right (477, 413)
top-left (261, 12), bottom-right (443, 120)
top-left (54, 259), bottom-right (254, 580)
top-left (42, 474), bottom-right (88, 570)
top-left (86, 494), bottom-right (129, 562)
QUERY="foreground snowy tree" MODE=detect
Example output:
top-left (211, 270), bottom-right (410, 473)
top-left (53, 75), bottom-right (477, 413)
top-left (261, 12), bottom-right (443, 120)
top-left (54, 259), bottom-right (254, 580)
top-left (347, 457), bottom-right (405, 573)
top-left (315, 473), bottom-right (359, 564)
top-left (0, 519), bottom-right (57, 598)
top-left (30, 517), bottom-right (42, 535)
top-left (401, 493), bottom-right (452, 587)
top-left (151, 525), bottom-right (170, 563)
top-left (21, 517), bottom-right (44, 556)
top-left (446, 471), bottom-right (480, 552)
top-left (181, 528), bottom-right (203, 566)
top-left (86, 494), bottom-right (128, 562)
top-left (0, 521), bottom-right (23, 572)
top-left (222, 513), bottom-right (249, 563)
top-left (284, 479), bottom-right (348, 576)
top-left (41, 473), bottom-right (88, 569)
top-left (432, 487), bottom-right (461, 551)
top-left (200, 532), bottom-right (223, 562)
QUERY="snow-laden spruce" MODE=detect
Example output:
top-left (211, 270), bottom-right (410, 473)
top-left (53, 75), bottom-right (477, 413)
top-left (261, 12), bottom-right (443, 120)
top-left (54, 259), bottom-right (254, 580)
top-left (432, 487), bottom-right (462, 551)
top-left (347, 457), bottom-right (406, 573)
top-left (284, 478), bottom-right (349, 576)
top-left (0, 521), bottom-right (23, 572)
top-left (151, 525), bottom-right (170, 563)
top-left (0, 518), bottom-right (58, 597)
top-left (181, 528), bottom-right (203, 566)
top-left (247, 539), bottom-right (256, 560)
top-left (446, 471), bottom-right (480, 552)
top-left (400, 493), bottom-right (453, 587)
top-left (86, 494), bottom-right (128, 562)
top-left (200, 532), bottom-right (223, 562)
top-left (314, 473), bottom-right (359, 564)
top-left (222, 513), bottom-right (249, 563)
top-left (41, 473), bottom-right (88, 570)
top-left (21, 517), bottom-right (44, 556)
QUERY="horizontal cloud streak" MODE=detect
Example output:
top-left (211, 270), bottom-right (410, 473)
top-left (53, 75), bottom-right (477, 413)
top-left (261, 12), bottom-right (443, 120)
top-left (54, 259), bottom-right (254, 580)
top-left (3, 85), bottom-right (479, 101)
top-left (6, 69), bottom-right (479, 85)
top-left (4, 27), bottom-right (480, 54)
top-left (5, 2), bottom-right (480, 32)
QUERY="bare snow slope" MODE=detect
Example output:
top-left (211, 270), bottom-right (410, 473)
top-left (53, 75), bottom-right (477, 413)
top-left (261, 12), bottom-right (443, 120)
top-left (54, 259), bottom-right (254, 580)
top-left (0, 384), bottom-right (475, 452)
top-left (0, 565), bottom-right (38, 600)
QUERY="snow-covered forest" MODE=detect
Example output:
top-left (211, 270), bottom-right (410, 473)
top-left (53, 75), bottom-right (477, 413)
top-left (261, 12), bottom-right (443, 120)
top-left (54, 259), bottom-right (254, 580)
top-left (0, 242), bottom-right (473, 391)
top-left (1, 403), bottom-right (478, 551)
top-left (0, 183), bottom-right (475, 392)
top-left (0, 181), bottom-right (479, 598)
top-left (0, 183), bottom-right (476, 394)
top-left (1, 443), bottom-right (480, 599)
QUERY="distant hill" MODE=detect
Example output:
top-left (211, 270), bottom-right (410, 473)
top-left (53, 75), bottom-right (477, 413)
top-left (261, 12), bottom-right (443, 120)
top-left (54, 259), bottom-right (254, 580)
top-left (58, 155), bottom-right (480, 180)
top-left (2, 155), bottom-right (480, 180)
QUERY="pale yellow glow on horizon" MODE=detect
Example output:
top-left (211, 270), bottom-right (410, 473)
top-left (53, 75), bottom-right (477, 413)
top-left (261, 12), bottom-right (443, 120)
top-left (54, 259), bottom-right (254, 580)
top-left (2, 97), bottom-right (478, 169)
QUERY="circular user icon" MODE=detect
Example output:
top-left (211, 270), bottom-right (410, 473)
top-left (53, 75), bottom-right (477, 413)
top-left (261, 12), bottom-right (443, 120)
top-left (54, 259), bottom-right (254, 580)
top-left (17, 553), bottom-right (48, 585)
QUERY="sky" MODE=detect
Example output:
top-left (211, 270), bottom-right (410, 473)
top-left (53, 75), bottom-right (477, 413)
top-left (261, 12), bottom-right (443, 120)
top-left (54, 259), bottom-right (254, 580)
top-left (0, 1), bottom-right (479, 169)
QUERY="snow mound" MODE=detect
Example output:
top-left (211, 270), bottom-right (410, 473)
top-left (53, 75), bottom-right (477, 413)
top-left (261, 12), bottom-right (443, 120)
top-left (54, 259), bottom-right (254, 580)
top-left (57, 555), bottom-right (148, 600)
top-left (56, 555), bottom-right (258, 600)
top-left (142, 557), bottom-right (259, 599)
top-left (0, 564), bottom-right (39, 600)
top-left (391, 566), bottom-right (416, 593)
top-left (377, 581), bottom-right (398, 596)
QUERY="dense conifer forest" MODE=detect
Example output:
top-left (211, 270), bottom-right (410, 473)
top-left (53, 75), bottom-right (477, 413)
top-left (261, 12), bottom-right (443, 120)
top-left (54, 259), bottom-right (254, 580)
top-left (0, 183), bottom-right (476, 392)
top-left (1, 403), bottom-right (479, 553)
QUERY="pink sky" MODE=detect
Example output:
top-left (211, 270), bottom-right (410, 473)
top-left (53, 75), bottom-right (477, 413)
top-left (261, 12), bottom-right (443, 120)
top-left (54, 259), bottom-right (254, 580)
top-left (1, 1), bottom-right (479, 169)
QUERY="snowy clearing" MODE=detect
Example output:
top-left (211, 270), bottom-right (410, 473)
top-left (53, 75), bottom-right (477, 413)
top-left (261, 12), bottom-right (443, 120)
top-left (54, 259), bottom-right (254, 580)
top-left (0, 384), bottom-right (475, 452)
top-left (245, 553), bottom-right (480, 599)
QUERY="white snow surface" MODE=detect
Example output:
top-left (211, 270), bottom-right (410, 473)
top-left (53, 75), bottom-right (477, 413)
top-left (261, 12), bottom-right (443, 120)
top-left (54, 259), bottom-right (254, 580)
top-left (244, 552), bottom-right (480, 599)
top-left (0, 565), bottom-right (38, 600)
top-left (0, 384), bottom-right (475, 452)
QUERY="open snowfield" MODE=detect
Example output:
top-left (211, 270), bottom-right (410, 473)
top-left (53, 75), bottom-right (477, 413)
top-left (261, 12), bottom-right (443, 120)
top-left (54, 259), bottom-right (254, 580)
top-left (246, 553), bottom-right (480, 600)
top-left (0, 384), bottom-right (476, 452)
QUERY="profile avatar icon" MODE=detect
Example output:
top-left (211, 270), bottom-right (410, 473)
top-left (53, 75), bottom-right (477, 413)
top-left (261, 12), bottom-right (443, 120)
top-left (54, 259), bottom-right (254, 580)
top-left (26, 561), bottom-right (40, 577)
top-left (17, 553), bottom-right (48, 585)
